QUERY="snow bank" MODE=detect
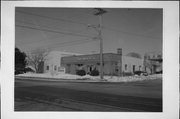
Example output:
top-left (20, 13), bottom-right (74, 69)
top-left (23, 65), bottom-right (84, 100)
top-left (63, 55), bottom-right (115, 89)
top-left (16, 73), bottom-right (162, 82)
top-left (17, 72), bottom-right (82, 79)
top-left (103, 74), bottom-right (162, 82)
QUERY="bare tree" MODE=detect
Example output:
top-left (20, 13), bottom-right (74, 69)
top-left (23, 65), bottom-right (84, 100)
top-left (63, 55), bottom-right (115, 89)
top-left (27, 48), bottom-right (49, 73)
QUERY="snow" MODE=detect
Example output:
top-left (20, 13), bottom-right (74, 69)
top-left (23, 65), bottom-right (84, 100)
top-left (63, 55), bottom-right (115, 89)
top-left (16, 73), bottom-right (162, 82)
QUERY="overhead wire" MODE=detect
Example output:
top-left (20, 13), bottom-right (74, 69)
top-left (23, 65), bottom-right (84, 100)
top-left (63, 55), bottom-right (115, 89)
top-left (16, 20), bottom-right (90, 45)
top-left (103, 26), bottom-right (161, 40)
top-left (16, 10), bottom-right (88, 26)
top-left (16, 10), bottom-right (161, 40)
top-left (16, 23), bottom-right (98, 49)
top-left (103, 9), bottom-right (162, 40)
top-left (16, 9), bottom-right (162, 52)
top-left (16, 14), bottom-right (97, 48)
top-left (16, 19), bottom-right (85, 33)
top-left (47, 38), bottom-right (99, 49)
top-left (16, 24), bottom-right (93, 38)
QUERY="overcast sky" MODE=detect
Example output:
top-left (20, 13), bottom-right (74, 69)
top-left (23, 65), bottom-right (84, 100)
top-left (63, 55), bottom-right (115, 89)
top-left (15, 8), bottom-right (162, 56)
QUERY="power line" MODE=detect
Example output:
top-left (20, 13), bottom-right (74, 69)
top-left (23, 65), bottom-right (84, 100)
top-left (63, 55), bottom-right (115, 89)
top-left (17, 35), bottom-right (99, 51)
top-left (16, 20), bottom-right (89, 44)
top-left (16, 23), bottom-right (98, 48)
top-left (16, 20), bottom-right (58, 30)
top-left (103, 26), bottom-right (161, 40)
top-left (16, 19), bottom-right (161, 41)
top-left (48, 38), bottom-right (99, 49)
top-left (16, 24), bottom-right (93, 38)
top-left (53, 38), bottom-right (98, 46)
top-left (16, 18), bottom-right (98, 48)
top-left (17, 37), bottom-right (98, 50)
top-left (16, 19), bottom-right (88, 36)
top-left (16, 10), bottom-right (88, 26)
top-left (16, 10), bottom-right (161, 40)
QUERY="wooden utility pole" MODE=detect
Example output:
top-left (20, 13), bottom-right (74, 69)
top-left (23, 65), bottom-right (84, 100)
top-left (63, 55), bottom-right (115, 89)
top-left (94, 8), bottom-right (107, 80)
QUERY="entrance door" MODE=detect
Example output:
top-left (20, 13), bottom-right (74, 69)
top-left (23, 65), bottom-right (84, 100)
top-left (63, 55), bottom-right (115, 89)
top-left (89, 66), bottom-right (92, 72)
top-left (133, 65), bottom-right (135, 73)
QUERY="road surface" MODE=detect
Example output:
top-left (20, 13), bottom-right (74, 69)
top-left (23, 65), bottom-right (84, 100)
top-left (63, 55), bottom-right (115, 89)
top-left (15, 78), bottom-right (162, 112)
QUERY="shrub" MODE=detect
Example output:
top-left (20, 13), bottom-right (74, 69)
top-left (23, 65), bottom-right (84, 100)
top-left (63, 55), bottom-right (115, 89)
top-left (15, 67), bottom-right (26, 75)
top-left (90, 69), bottom-right (99, 76)
top-left (25, 67), bottom-right (35, 73)
top-left (76, 70), bottom-right (86, 76)
top-left (134, 71), bottom-right (142, 76)
top-left (123, 72), bottom-right (133, 76)
top-left (134, 71), bottom-right (148, 76)
top-left (15, 48), bottom-right (27, 75)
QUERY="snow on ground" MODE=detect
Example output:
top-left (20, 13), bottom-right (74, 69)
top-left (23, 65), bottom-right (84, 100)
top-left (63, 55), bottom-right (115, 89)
top-left (16, 72), bottom-right (162, 82)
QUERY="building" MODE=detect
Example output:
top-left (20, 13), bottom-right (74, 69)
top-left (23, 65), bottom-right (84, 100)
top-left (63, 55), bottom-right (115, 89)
top-left (122, 55), bottom-right (143, 74)
top-left (143, 52), bottom-right (162, 74)
top-left (43, 51), bottom-right (82, 75)
top-left (61, 49), bottom-right (143, 76)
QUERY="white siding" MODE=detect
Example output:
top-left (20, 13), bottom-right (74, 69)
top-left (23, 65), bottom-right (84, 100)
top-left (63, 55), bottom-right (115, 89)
top-left (122, 56), bottom-right (143, 73)
top-left (44, 51), bottom-right (82, 74)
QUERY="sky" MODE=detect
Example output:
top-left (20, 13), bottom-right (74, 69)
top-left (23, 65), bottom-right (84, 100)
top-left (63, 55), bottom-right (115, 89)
top-left (15, 8), bottom-right (162, 56)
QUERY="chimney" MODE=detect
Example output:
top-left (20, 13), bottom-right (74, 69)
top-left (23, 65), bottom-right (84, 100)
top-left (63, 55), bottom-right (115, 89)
top-left (117, 48), bottom-right (122, 55)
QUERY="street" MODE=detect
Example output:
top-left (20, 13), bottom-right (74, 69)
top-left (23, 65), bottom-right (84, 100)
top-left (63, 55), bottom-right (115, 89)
top-left (15, 78), bottom-right (162, 112)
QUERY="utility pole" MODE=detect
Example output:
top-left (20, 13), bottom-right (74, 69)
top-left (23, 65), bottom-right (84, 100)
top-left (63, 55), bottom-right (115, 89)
top-left (93, 8), bottom-right (107, 80)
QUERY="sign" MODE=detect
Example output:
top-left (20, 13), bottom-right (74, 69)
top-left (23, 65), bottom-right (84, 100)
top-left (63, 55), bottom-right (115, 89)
top-left (77, 56), bottom-right (97, 61)
top-left (58, 67), bottom-right (65, 73)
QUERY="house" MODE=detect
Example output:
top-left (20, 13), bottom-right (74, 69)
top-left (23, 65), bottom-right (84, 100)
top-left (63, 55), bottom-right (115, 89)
top-left (143, 52), bottom-right (162, 74)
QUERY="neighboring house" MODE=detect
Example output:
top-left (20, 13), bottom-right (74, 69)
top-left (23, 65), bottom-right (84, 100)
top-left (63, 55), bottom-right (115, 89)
top-left (143, 52), bottom-right (162, 74)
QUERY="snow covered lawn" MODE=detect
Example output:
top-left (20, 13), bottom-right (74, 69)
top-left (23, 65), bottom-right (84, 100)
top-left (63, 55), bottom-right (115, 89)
top-left (16, 73), bottom-right (162, 82)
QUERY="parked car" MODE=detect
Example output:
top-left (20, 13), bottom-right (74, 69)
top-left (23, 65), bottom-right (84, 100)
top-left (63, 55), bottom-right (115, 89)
top-left (134, 71), bottom-right (148, 76)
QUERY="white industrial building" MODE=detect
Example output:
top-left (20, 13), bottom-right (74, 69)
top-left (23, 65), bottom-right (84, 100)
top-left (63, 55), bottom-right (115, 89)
top-left (43, 51), bottom-right (82, 75)
top-left (122, 56), bottom-right (143, 74)
top-left (36, 48), bottom-right (145, 76)
top-left (61, 49), bottom-right (144, 76)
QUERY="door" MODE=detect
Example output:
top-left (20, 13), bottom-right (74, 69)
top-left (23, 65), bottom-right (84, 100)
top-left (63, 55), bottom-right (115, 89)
top-left (133, 65), bottom-right (135, 73)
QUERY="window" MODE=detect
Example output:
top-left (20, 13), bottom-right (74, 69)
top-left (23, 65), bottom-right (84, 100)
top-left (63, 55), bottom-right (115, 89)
top-left (54, 66), bottom-right (57, 71)
top-left (46, 66), bottom-right (49, 70)
top-left (77, 64), bottom-right (83, 67)
top-left (125, 64), bottom-right (127, 70)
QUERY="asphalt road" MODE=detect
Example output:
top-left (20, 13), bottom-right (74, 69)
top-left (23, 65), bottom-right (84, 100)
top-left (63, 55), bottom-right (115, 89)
top-left (15, 78), bottom-right (162, 112)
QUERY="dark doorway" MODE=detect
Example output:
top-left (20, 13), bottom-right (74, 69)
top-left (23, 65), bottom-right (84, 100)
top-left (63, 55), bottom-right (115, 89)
top-left (133, 65), bottom-right (135, 73)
